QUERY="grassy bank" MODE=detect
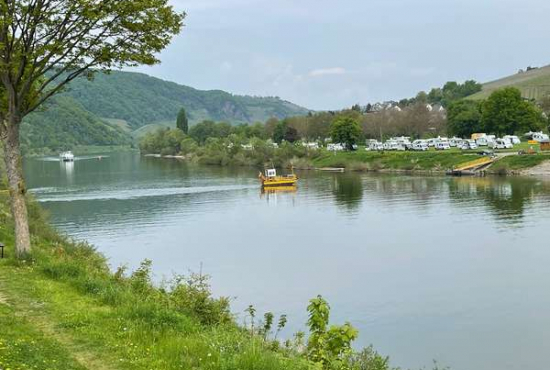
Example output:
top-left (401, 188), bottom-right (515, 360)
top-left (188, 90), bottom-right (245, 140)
top-left (0, 190), bottom-right (403, 370)
top-left (487, 154), bottom-right (550, 173)
top-left (311, 151), bottom-right (481, 172)
top-left (310, 149), bottom-right (550, 174)
top-left (0, 195), bottom-right (309, 370)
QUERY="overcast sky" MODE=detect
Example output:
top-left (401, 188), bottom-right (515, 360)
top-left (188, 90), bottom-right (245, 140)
top-left (134, 0), bottom-right (550, 110)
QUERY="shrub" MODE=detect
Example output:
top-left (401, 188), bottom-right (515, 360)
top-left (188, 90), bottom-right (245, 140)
top-left (169, 272), bottom-right (232, 326)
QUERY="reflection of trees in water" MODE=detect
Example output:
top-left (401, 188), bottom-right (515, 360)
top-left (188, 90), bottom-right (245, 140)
top-left (361, 175), bottom-right (447, 214)
top-left (331, 173), bottom-right (363, 212)
top-left (448, 177), bottom-right (550, 225)
top-left (329, 173), bottom-right (550, 227)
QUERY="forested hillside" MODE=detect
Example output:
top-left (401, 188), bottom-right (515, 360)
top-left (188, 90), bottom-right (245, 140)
top-left (21, 96), bottom-right (133, 153)
top-left (62, 71), bottom-right (310, 128)
top-left (21, 71), bottom-right (309, 152)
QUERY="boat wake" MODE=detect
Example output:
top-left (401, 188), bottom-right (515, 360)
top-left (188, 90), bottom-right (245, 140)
top-left (31, 184), bottom-right (257, 203)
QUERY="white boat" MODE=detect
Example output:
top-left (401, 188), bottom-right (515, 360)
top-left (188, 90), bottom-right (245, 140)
top-left (60, 151), bottom-right (75, 162)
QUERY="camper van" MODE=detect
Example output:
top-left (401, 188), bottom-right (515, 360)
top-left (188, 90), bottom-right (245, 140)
top-left (503, 135), bottom-right (521, 145)
top-left (489, 139), bottom-right (513, 150)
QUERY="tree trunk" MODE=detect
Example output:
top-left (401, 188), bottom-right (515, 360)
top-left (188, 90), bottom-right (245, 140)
top-left (1, 121), bottom-right (31, 257)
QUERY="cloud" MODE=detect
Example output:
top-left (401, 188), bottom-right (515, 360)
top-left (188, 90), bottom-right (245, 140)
top-left (308, 67), bottom-right (347, 77)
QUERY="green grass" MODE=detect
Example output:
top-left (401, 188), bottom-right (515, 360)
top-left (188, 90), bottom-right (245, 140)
top-left (489, 154), bottom-right (550, 172)
top-left (0, 304), bottom-right (87, 370)
top-left (313, 150), bottom-right (480, 171)
top-left (0, 194), bottom-right (315, 370)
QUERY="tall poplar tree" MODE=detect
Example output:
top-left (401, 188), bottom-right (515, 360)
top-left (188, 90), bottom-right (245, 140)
top-left (176, 108), bottom-right (188, 134)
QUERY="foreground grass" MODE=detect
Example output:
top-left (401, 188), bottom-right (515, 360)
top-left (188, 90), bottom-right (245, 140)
top-left (0, 194), bottom-right (314, 370)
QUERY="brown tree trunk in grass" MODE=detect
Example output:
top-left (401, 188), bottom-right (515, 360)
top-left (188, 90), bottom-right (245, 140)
top-left (1, 118), bottom-right (31, 257)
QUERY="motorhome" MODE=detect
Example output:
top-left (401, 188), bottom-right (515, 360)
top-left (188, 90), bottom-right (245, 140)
top-left (449, 137), bottom-right (463, 147)
top-left (460, 140), bottom-right (478, 150)
top-left (367, 141), bottom-right (384, 151)
top-left (383, 140), bottom-right (405, 151)
top-left (476, 136), bottom-right (489, 146)
top-left (392, 136), bottom-right (412, 149)
top-left (489, 139), bottom-right (513, 150)
top-left (533, 132), bottom-right (550, 142)
top-left (327, 143), bottom-right (345, 151)
top-left (503, 135), bottom-right (521, 145)
top-left (412, 140), bottom-right (429, 151)
top-left (427, 138), bottom-right (438, 147)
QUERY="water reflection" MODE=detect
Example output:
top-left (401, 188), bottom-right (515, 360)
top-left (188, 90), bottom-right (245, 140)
top-left (448, 176), bottom-right (550, 226)
top-left (331, 173), bottom-right (363, 212)
top-left (60, 161), bottom-right (74, 184)
top-left (261, 186), bottom-right (296, 196)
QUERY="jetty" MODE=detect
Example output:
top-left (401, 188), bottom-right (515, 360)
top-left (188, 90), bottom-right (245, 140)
top-left (316, 167), bottom-right (345, 172)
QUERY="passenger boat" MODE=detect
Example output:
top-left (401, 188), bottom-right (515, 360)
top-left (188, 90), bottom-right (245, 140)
top-left (60, 151), bottom-right (75, 162)
top-left (258, 168), bottom-right (298, 187)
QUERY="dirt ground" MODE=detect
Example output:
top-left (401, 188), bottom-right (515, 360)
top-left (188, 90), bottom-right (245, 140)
top-left (521, 160), bottom-right (550, 176)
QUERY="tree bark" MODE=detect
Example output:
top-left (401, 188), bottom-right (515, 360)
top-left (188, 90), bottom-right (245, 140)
top-left (1, 120), bottom-right (31, 257)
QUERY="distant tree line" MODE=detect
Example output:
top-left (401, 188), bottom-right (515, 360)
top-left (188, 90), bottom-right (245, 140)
top-left (143, 83), bottom-right (549, 164)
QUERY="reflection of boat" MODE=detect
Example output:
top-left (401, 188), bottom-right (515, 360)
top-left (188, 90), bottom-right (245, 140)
top-left (261, 186), bottom-right (297, 194)
top-left (258, 168), bottom-right (298, 187)
top-left (60, 151), bottom-right (75, 162)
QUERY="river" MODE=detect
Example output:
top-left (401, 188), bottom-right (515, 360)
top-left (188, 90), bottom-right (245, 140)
top-left (24, 151), bottom-right (550, 370)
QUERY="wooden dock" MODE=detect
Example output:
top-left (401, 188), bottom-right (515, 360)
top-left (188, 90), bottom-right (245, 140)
top-left (316, 167), bottom-right (345, 172)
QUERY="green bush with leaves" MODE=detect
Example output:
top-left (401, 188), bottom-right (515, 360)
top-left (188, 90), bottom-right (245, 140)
top-left (481, 87), bottom-right (545, 135)
top-left (306, 295), bottom-right (358, 368)
top-left (330, 117), bottom-right (362, 150)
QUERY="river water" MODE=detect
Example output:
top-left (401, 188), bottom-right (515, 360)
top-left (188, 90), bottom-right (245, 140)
top-left (24, 151), bottom-right (550, 370)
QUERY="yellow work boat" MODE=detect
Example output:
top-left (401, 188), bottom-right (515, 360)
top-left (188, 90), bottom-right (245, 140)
top-left (259, 168), bottom-right (298, 188)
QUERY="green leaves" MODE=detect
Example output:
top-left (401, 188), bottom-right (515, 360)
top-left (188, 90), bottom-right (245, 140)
top-left (447, 100), bottom-right (482, 137)
top-left (176, 108), bottom-right (189, 134)
top-left (306, 295), bottom-right (359, 369)
top-left (481, 87), bottom-right (545, 135)
top-left (0, 0), bottom-right (185, 116)
top-left (330, 117), bottom-right (361, 150)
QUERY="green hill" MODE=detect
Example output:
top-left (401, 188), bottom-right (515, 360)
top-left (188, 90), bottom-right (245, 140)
top-left (21, 95), bottom-right (133, 154)
top-left (469, 65), bottom-right (550, 100)
top-left (22, 71), bottom-right (310, 152)
top-left (57, 71), bottom-right (309, 128)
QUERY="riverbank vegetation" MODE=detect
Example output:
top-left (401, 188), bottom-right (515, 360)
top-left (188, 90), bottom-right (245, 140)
top-left (139, 85), bottom-right (550, 173)
top-left (0, 193), bottom-right (405, 370)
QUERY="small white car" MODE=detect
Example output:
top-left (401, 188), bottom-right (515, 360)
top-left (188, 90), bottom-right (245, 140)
top-left (435, 142), bottom-right (451, 150)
